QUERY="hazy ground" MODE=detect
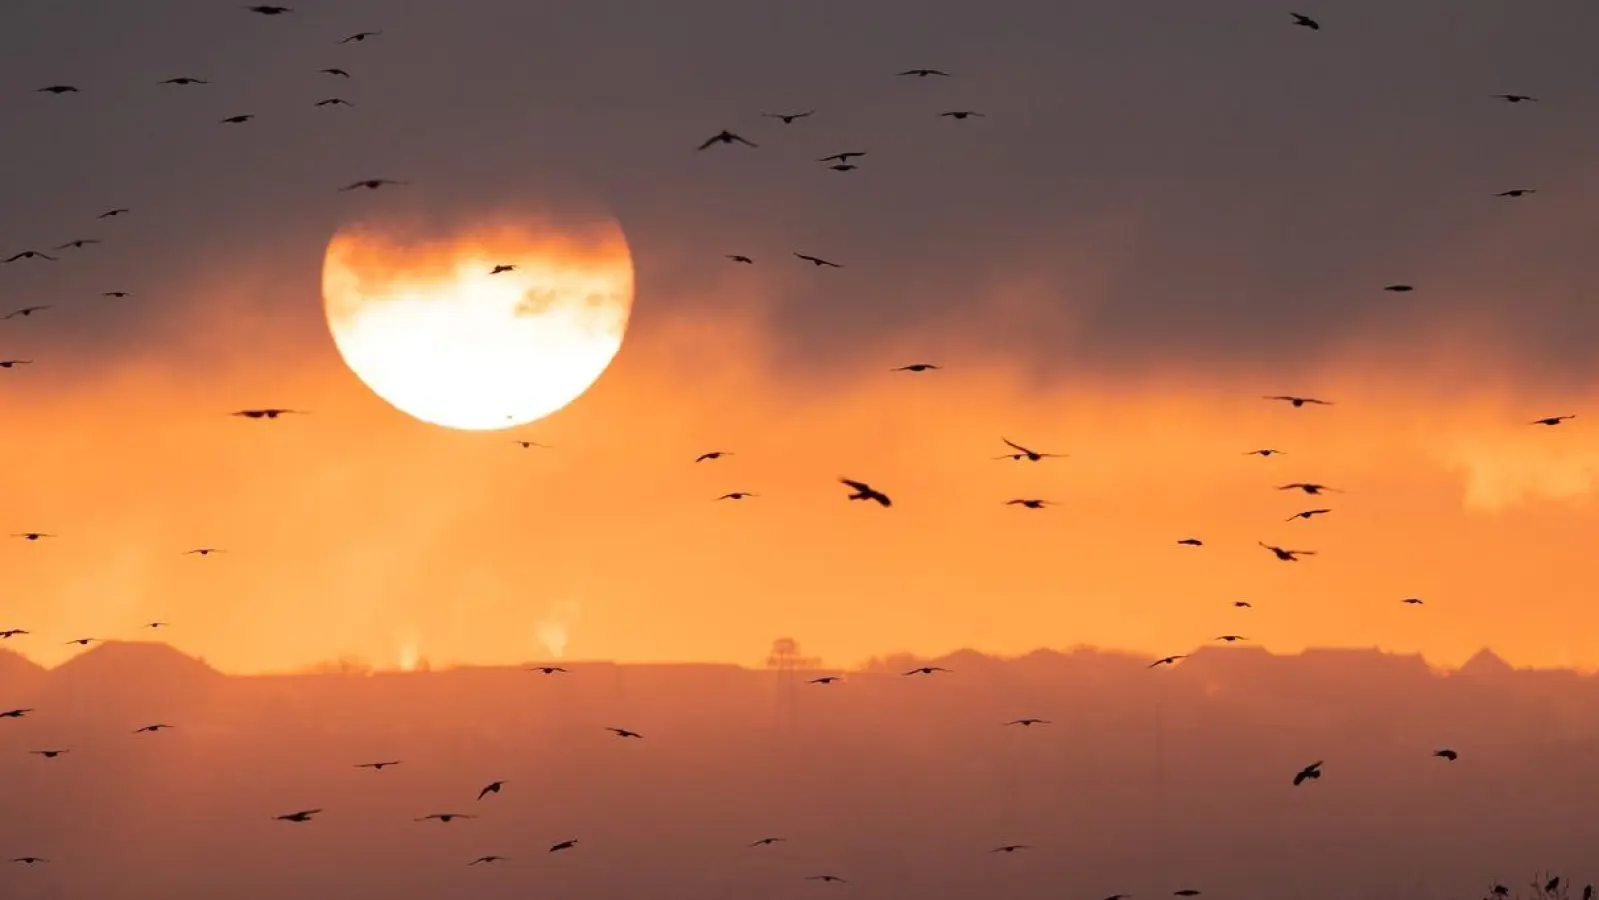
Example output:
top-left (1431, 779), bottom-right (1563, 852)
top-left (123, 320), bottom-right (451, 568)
top-left (1, 641), bottom-right (1594, 900)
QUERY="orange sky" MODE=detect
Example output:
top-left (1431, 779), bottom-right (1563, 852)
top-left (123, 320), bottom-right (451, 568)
top-left (2, 246), bottom-right (1597, 675)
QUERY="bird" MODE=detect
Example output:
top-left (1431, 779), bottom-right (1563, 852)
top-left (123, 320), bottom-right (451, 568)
top-left (159, 77), bottom-right (207, 85)
top-left (1290, 13), bottom-right (1319, 29)
top-left (53, 239), bottom-right (100, 250)
top-left (1177, 538), bottom-right (1203, 546)
top-left (1293, 760), bottom-right (1323, 786)
top-left (5, 251), bottom-right (57, 262)
top-left (995, 438), bottom-right (1064, 461)
top-left (762, 110), bottom-right (813, 123)
top-left (513, 440), bottom-right (551, 449)
top-left (184, 548), bottom-right (224, 556)
top-left (726, 255), bottom-right (753, 264)
top-left (1264, 395), bottom-right (1331, 407)
top-left (340, 31), bottom-right (381, 42)
top-left (1148, 655), bottom-right (1187, 668)
top-left (246, 5), bottom-right (292, 13)
top-left (102, 292), bottom-right (130, 298)
top-left (30, 749), bottom-right (67, 758)
top-left (607, 727), bottom-right (643, 739)
top-left (11, 857), bottom-right (48, 865)
top-left (990, 844), bottom-right (1029, 853)
top-left (1493, 94), bottom-right (1538, 103)
top-left (98, 208), bottom-right (131, 218)
top-left (0, 708), bottom-right (35, 719)
top-left (355, 760), bottom-right (402, 770)
top-left (320, 68), bottom-right (351, 78)
top-left (941, 110), bottom-right (985, 119)
top-left (904, 666), bottom-right (951, 676)
top-left (1531, 415), bottom-right (1575, 426)
top-left (1401, 597), bottom-right (1425, 605)
top-left (1496, 189), bottom-right (1536, 197)
top-left (549, 839), bottom-right (579, 852)
top-left (527, 665), bottom-right (567, 674)
top-left (37, 85), bottom-right (80, 94)
top-left (1287, 509), bottom-right (1332, 522)
top-left (1259, 542), bottom-right (1315, 562)
top-left (340, 179), bottom-right (406, 191)
top-left (1007, 499), bottom-right (1053, 509)
top-left (64, 638), bottom-right (97, 647)
top-left (1173, 890), bottom-right (1203, 896)
top-left (1005, 718), bottom-right (1050, 727)
top-left (145, 622), bottom-right (170, 630)
top-left (898, 69), bottom-right (950, 77)
top-left (794, 253), bottom-right (842, 267)
top-left (275, 809), bottom-right (322, 823)
top-left (697, 130), bottom-right (757, 150)
top-left (489, 264), bottom-right (517, 275)
top-left (219, 114), bottom-right (254, 124)
top-left (231, 408), bottom-right (304, 419)
top-left (840, 478), bottom-right (892, 507)
top-left (696, 451), bottom-right (732, 462)
top-left (416, 813), bottom-right (475, 823)
top-left (1233, 601), bottom-right (1253, 609)
top-left (1434, 749), bottom-right (1458, 761)
top-left (1383, 284), bottom-right (1414, 292)
top-left (134, 723), bottom-right (173, 733)
top-left (3, 306), bottom-right (51, 319)
top-left (892, 363), bottom-right (940, 372)
top-left (1278, 482), bottom-right (1341, 495)
top-left (808, 675), bottom-right (843, 685)
top-left (0, 629), bottom-right (30, 638)
top-left (819, 152), bottom-right (866, 163)
top-left (477, 781), bottom-right (506, 800)
top-left (315, 98), bottom-right (353, 107)
top-left (717, 492), bottom-right (758, 501)
top-left (469, 856), bottom-right (507, 865)
top-left (808, 875), bottom-right (849, 883)
top-left (1214, 635), bottom-right (1249, 643)
top-left (0, 360), bottom-right (33, 369)
top-left (11, 532), bottom-right (55, 541)
top-left (750, 837), bottom-right (786, 846)
top-left (828, 164), bottom-right (857, 172)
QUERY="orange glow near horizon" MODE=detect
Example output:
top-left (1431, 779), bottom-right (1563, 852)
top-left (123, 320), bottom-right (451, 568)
top-left (321, 216), bottom-right (634, 431)
top-left (2, 303), bottom-right (1597, 676)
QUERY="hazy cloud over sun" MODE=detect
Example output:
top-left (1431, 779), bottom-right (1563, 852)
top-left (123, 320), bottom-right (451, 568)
top-left (1, 0), bottom-right (1597, 388)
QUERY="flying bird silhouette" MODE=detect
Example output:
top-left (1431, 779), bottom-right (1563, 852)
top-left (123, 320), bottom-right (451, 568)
top-left (37, 85), bottom-right (80, 94)
top-left (1496, 189), bottom-right (1536, 197)
top-left (1492, 94), bottom-right (1538, 103)
top-left (247, 5), bottom-right (292, 13)
top-left (1, 708), bottom-right (35, 719)
top-left (898, 69), bottom-right (950, 77)
top-left (1434, 749), bottom-right (1458, 761)
top-left (489, 264), bottom-right (516, 274)
top-left (527, 665), bottom-right (567, 674)
top-left (1177, 538), bottom-right (1203, 546)
top-left (903, 666), bottom-right (951, 676)
top-left (11, 857), bottom-right (48, 865)
top-left (102, 291), bottom-right (130, 298)
top-left (808, 675), bottom-right (843, 685)
top-left (1007, 499), bottom-right (1053, 509)
top-left (2, 306), bottom-right (51, 319)
top-left (513, 440), bottom-right (551, 449)
top-left (717, 492), bottom-right (758, 501)
top-left (940, 110), bottom-right (985, 119)
top-left (470, 855), bottom-right (507, 865)
top-left (53, 239), bottom-right (99, 250)
top-left (990, 844), bottom-right (1029, 853)
top-left (794, 253), bottom-right (842, 267)
top-left (1287, 509), bottom-right (1332, 522)
top-left (275, 809), bottom-right (322, 823)
top-left (607, 727), bottom-right (643, 739)
top-left (145, 622), bottom-right (170, 630)
top-left (1293, 760), bottom-right (1324, 786)
top-left (1149, 655), bottom-right (1186, 668)
top-left (219, 114), bottom-right (254, 124)
top-left (231, 408), bottom-right (304, 419)
top-left (134, 723), bottom-right (173, 733)
top-left (808, 875), bottom-right (849, 883)
top-left (64, 638), bottom-right (97, 646)
top-left (315, 97), bottom-right (353, 107)
top-left (828, 163), bottom-right (858, 172)
top-left (1530, 415), bottom-right (1575, 426)
top-left (840, 478), bottom-right (892, 507)
top-left (160, 77), bottom-right (206, 85)
top-left (726, 254), bottom-right (753, 264)
top-left (1214, 635), bottom-right (1249, 643)
top-left (698, 130), bottom-right (757, 150)
top-left (11, 532), bottom-right (55, 540)
top-left (4, 251), bottom-right (57, 262)
top-left (1290, 12), bottom-right (1320, 29)
top-left (697, 451), bottom-right (732, 462)
top-left (1006, 718), bottom-right (1050, 727)
top-left (1233, 601), bottom-right (1253, 608)
top-left (1277, 482), bottom-right (1341, 495)
top-left (416, 813), bottom-right (475, 823)
top-left (320, 68), bottom-right (351, 77)
top-left (996, 438), bottom-right (1064, 461)
top-left (98, 207), bottom-right (131, 217)
top-left (1383, 284), bottom-right (1414, 292)
top-left (31, 749), bottom-right (68, 758)
top-left (750, 837), bottom-right (786, 846)
top-left (184, 548), bottom-right (224, 556)
top-left (1259, 542), bottom-right (1315, 562)
top-left (819, 152), bottom-right (866, 163)
top-left (355, 760), bottom-right (402, 770)
top-left (1264, 395), bottom-right (1331, 407)
top-left (0, 360), bottom-right (33, 368)
top-left (0, 629), bottom-right (31, 638)
top-left (477, 781), bottom-right (506, 800)
top-left (340, 31), bottom-right (381, 42)
top-left (549, 839), bottom-right (578, 852)
top-left (763, 110), bottom-right (813, 123)
top-left (892, 363), bottom-right (940, 372)
top-left (340, 179), bottom-right (406, 191)
top-left (1401, 597), bottom-right (1425, 605)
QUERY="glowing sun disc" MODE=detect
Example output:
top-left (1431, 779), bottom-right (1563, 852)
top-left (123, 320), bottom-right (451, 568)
top-left (321, 216), bottom-right (634, 430)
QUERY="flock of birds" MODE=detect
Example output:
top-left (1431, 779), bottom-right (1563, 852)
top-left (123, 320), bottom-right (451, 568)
top-left (0, 5), bottom-right (1589, 897)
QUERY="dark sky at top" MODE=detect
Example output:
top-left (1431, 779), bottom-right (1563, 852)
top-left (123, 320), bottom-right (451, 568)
top-left (1, 0), bottom-right (1597, 388)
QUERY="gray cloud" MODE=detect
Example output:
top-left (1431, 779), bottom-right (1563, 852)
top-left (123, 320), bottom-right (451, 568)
top-left (2, 0), bottom-right (1598, 388)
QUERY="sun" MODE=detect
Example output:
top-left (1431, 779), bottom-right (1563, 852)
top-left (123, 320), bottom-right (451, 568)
top-left (321, 214), bottom-right (634, 430)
